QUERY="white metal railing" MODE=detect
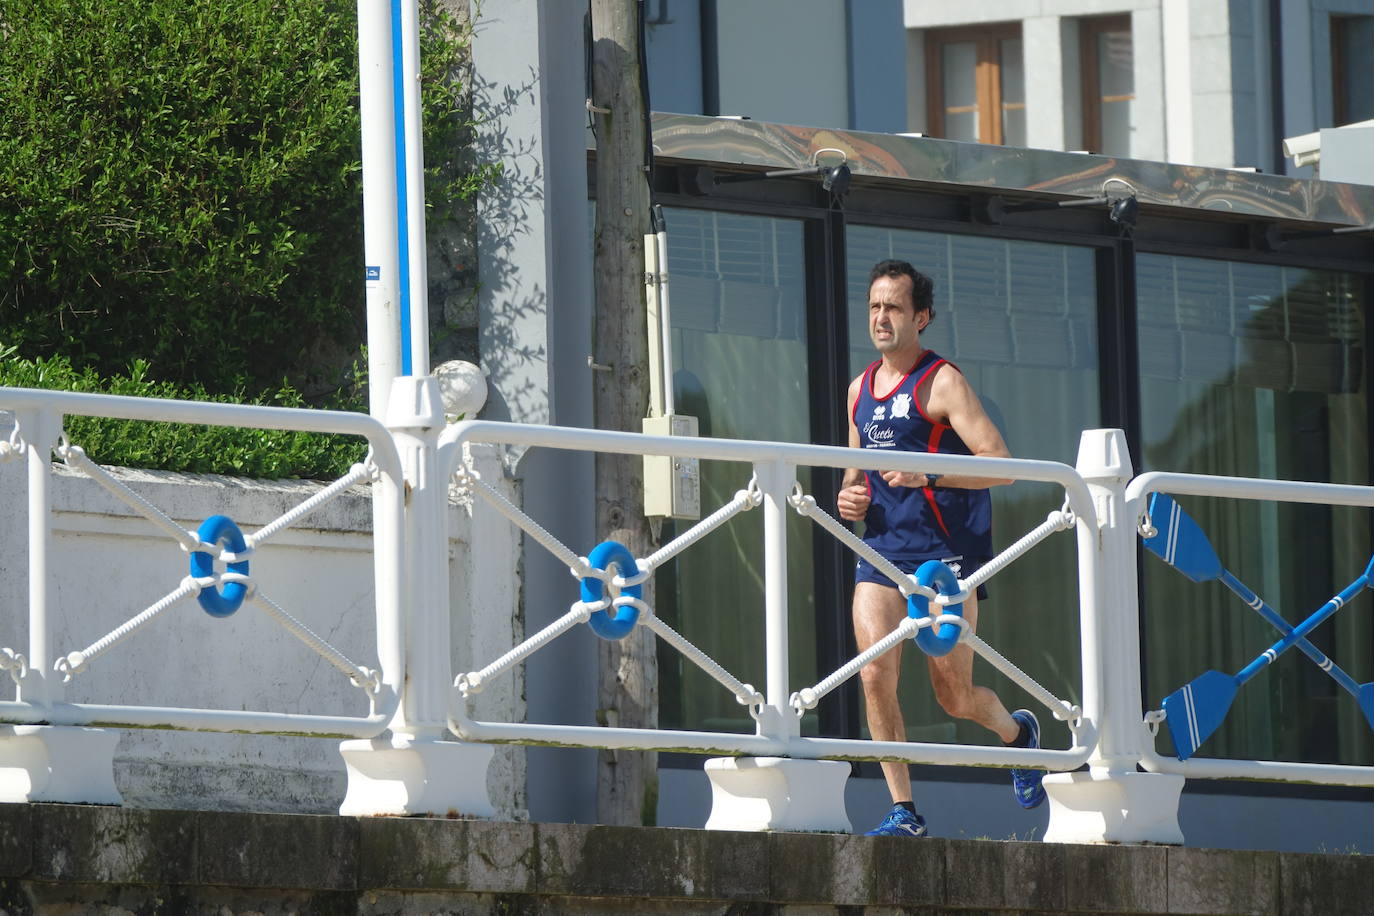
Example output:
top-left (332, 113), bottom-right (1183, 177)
top-left (439, 420), bottom-right (1101, 773)
top-left (1127, 471), bottom-right (1374, 787)
top-left (0, 387), bottom-right (405, 737)
top-left (5, 381), bottom-right (1373, 836)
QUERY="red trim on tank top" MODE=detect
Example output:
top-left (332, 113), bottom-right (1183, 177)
top-left (868, 352), bottom-right (928, 402)
top-left (922, 424), bottom-right (952, 538)
top-left (921, 487), bottom-right (953, 540)
top-left (852, 362), bottom-right (878, 426)
top-left (912, 358), bottom-right (954, 426)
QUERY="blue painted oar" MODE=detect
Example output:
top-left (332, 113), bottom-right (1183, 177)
top-left (1145, 493), bottom-right (1374, 702)
top-left (1142, 493), bottom-right (1374, 759)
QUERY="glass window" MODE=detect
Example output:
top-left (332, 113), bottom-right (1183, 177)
top-left (655, 209), bottom-right (820, 735)
top-left (1333, 15), bottom-right (1374, 125)
top-left (1081, 16), bottom-right (1134, 157)
top-left (1137, 254), bottom-right (1371, 765)
top-left (1000, 38), bottom-right (1026, 148)
top-left (845, 226), bottom-right (1100, 746)
top-left (926, 24), bottom-right (1024, 146)
top-left (940, 40), bottom-right (980, 142)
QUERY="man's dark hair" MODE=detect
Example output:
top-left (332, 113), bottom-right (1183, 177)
top-left (870, 259), bottom-right (936, 322)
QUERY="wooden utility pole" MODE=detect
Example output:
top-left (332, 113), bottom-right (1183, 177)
top-left (589, 0), bottom-right (658, 826)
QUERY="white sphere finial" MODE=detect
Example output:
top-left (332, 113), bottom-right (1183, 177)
top-left (434, 360), bottom-right (488, 422)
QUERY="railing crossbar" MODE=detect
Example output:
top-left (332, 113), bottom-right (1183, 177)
top-left (463, 467), bottom-right (590, 578)
top-left (960, 509), bottom-right (1075, 595)
top-left (790, 494), bottom-right (929, 599)
top-left (56, 576), bottom-right (202, 681)
top-left (963, 631), bottom-right (1080, 725)
top-left (60, 444), bottom-right (202, 553)
top-left (458, 601), bottom-right (596, 695)
top-left (250, 591), bottom-right (378, 693)
top-left (246, 461), bottom-right (375, 551)
top-left (633, 486), bottom-right (759, 581)
top-left (635, 602), bottom-right (762, 708)
top-left (793, 616), bottom-right (920, 711)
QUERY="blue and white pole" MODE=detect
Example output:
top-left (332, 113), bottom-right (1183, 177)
top-left (357, 0), bottom-right (430, 420)
top-left (393, 0), bottom-right (430, 380)
top-left (343, 1), bottom-right (490, 820)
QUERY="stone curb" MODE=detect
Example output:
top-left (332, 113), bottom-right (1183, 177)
top-left (1, 803), bottom-right (1370, 914)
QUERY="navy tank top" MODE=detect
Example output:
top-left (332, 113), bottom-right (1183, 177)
top-left (852, 350), bottom-right (993, 563)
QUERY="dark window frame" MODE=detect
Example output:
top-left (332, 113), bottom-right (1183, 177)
top-left (1080, 14), bottom-right (1135, 155)
top-left (924, 23), bottom-right (1024, 146)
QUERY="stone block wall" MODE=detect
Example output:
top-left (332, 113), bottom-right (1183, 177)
top-left (2, 803), bottom-right (1372, 915)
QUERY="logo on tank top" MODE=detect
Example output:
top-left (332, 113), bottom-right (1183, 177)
top-left (892, 393), bottom-right (912, 419)
top-left (862, 420), bottom-right (896, 446)
top-left (871, 405), bottom-right (885, 420)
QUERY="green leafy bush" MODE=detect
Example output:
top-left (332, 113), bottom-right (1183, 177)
top-left (0, 346), bottom-right (368, 479)
top-left (0, 0), bottom-right (492, 394)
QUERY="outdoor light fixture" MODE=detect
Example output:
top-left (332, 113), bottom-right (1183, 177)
top-left (692, 148), bottom-right (852, 197)
top-left (1107, 195), bottom-right (1139, 228)
top-left (711, 162), bottom-right (851, 192)
top-left (984, 192), bottom-right (1138, 229)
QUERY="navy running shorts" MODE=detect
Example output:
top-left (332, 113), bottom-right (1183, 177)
top-left (854, 553), bottom-right (991, 601)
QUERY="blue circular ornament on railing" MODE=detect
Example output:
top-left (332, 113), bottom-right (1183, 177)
top-left (907, 559), bottom-right (964, 658)
top-left (581, 540), bottom-right (642, 641)
top-left (190, 515), bottom-right (250, 617)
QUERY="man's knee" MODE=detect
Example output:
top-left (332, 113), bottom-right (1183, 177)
top-left (859, 660), bottom-right (899, 696)
top-left (933, 681), bottom-right (977, 720)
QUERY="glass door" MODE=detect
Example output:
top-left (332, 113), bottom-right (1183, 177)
top-left (844, 225), bottom-right (1101, 746)
top-left (654, 208), bottom-right (820, 735)
top-left (1136, 254), bottom-right (1371, 764)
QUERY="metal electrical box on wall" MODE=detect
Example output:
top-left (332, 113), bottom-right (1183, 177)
top-left (642, 415), bottom-right (701, 519)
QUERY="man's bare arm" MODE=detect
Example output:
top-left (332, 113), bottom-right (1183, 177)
top-left (905, 364), bottom-right (1013, 489)
top-left (838, 375), bottom-right (872, 519)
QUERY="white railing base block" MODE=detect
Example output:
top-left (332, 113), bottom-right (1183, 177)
top-left (338, 736), bottom-right (495, 818)
top-left (703, 756), bottom-right (851, 833)
top-left (0, 725), bottom-right (122, 805)
top-left (1042, 768), bottom-right (1184, 845)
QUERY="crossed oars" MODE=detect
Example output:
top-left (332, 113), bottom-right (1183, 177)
top-left (1142, 493), bottom-right (1374, 761)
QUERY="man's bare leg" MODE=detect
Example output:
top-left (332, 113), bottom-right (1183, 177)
top-left (925, 593), bottom-right (1020, 743)
top-left (853, 581), bottom-right (914, 803)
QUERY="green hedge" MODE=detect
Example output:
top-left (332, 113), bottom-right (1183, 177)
top-left (0, 0), bottom-right (490, 394)
top-left (0, 346), bottom-right (367, 479)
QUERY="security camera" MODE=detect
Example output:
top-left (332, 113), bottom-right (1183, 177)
top-left (1282, 130), bottom-right (1321, 168)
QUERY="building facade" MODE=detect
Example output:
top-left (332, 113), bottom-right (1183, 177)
top-left (468, 0), bottom-right (1374, 848)
top-left (643, 0), bottom-right (1374, 177)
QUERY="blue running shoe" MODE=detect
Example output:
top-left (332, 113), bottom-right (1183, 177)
top-left (864, 804), bottom-right (928, 837)
top-left (1009, 709), bottom-right (1046, 809)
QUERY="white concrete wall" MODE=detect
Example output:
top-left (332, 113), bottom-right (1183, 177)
top-left (0, 446), bottom-right (525, 817)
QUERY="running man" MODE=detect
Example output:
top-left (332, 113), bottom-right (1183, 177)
top-left (838, 259), bottom-right (1044, 838)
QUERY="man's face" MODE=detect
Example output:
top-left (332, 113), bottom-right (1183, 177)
top-left (868, 274), bottom-right (926, 355)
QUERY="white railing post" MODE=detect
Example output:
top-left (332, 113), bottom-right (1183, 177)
top-left (1042, 428), bottom-right (1184, 844)
top-left (761, 458), bottom-right (794, 740)
top-left (704, 457), bottom-right (851, 833)
top-left (339, 377), bottom-right (495, 816)
top-left (0, 407), bottom-right (121, 805)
